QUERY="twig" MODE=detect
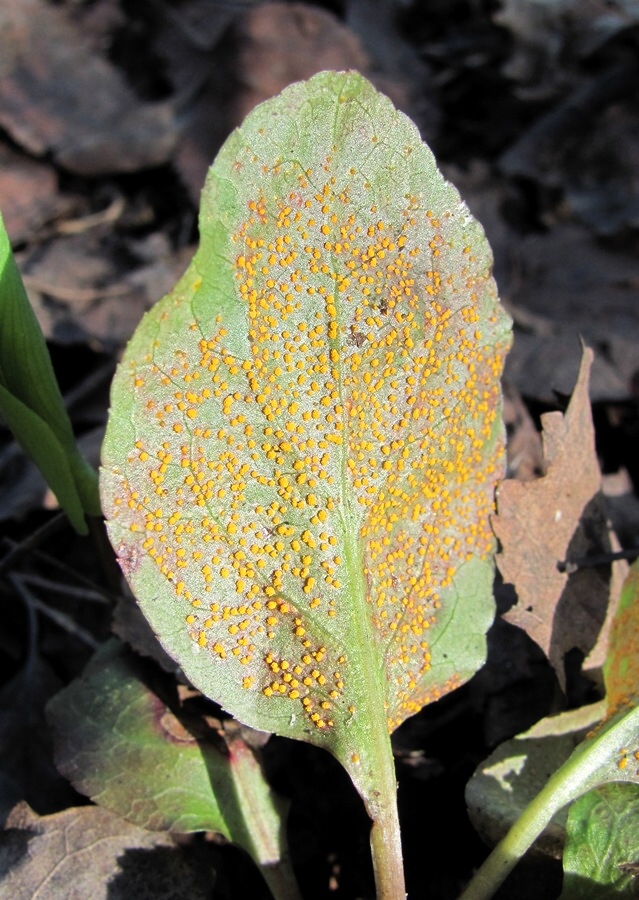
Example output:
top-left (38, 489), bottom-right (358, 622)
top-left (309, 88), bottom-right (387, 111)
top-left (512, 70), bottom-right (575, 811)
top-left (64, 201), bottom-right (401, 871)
top-left (558, 548), bottom-right (639, 574)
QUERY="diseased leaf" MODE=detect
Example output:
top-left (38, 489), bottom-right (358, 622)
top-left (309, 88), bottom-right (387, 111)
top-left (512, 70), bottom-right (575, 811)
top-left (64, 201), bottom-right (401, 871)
top-left (604, 558), bottom-right (639, 718)
top-left (0, 802), bottom-right (213, 900)
top-left (493, 347), bottom-right (611, 687)
top-left (582, 529), bottom-right (628, 685)
top-left (47, 639), bottom-right (296, 890)
top-left (101, 71), bottom-right (510, 835)
top-left (560, 783), bottom-right (639, 900)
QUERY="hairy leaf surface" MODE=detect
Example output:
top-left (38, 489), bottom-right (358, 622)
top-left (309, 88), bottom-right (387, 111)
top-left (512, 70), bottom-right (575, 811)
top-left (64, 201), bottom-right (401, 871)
top-left (101, 72), bottom-right (511, 802)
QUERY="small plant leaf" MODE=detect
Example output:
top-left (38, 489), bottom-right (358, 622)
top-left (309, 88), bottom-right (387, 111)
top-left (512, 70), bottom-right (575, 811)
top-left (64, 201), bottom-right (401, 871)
top-left (466, 702), bottom-right (606, 856)
top-left (0, 211), bottom-right (100, 532)
top-left (464, 555), bottom-right (639, 899)
top-left (460, 705), bottom-right (639, 900)
top-left (552, 559), bottom-right (639, 900)
top-left (46, 639), bottom-right (295, 884)
top-left (101, 71), bottom-right (510, 829)
top-left (0, 383), bottom-right (89, 534)
top-left (560, 783), bottom-right (639, 900)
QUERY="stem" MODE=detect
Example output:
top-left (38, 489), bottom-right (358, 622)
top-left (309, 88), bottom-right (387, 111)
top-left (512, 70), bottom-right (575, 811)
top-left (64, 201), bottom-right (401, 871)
top-left (369, 786), bottom-right (406, 900)
top-left (459, 705), bottom-right (639, 900)
top-left (223, 728), bottom-right (304, 900)
top-left (334, 334), bottom-right (406, 898)
top-left (457, 791), bottom-right (555, 900)
top-left (343, 608), bottom-right (406, 899)
top-left (259, 859), bottom-right (304, 900)
top-left (350, 696), bottom-right (405, 900)
top-left (338, 538), bottom-right (406, 897)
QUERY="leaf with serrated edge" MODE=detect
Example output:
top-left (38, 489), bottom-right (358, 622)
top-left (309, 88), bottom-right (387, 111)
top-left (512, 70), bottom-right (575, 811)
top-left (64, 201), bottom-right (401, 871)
top-left (493, 347), bottom-right (607, 687)
top-left (101, 72), bottom-right (510, 817)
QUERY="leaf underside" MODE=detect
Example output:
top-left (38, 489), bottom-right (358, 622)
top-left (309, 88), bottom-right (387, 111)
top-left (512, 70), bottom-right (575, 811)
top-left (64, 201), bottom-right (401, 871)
top-left (101, 72), bottom-right (511, 786)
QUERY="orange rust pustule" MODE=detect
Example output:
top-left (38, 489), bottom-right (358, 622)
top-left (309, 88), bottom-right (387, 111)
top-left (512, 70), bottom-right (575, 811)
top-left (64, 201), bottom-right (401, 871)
top-left (111, 155), bottom-right (506, 734)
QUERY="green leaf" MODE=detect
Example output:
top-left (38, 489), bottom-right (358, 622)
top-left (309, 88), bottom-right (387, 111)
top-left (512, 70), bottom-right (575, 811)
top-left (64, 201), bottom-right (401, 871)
top-left (47, 640), bottom-right (299, 896)
top-left (552, 556), bottom-right (639, 900)
top-left (0, 211), bottom-right (100, 531)
top-left (0, 384), bottom-right (88, 534)
top-left (101, 71), bottom-right (510, 885)
top-left (560, 783), bottom-right (639, 899)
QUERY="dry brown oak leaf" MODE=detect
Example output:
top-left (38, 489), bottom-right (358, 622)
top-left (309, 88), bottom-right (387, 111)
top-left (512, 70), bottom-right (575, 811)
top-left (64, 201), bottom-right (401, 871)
top-left (493, 347), bottom-right (612, 689)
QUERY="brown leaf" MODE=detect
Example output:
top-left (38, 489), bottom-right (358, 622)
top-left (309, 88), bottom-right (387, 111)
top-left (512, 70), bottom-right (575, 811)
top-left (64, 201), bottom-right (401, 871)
top-left (18, 233), bottom-right (193, 349)
top-left (0, 654), bottom-right (74, 821)
top-left (493, 347), bottom-right (613, 688)
top-left (446, 163), bottom-right (639, 403)
top-left (501, 223), bottom-right (639, 401)
top-left (0, 0), bottom-right (177, 175)
top-left (173, 2), bottom-right (374, 201)
top-left (235, 3), bottom-right (372, 121)
top-left (495, 0), bottom-right (639, 90)
top-left (496, 223), bottom-right (639, 402)
top-left (0, 143), bottom-right (76, 244)
top-left (502, 379), bottom-right (544, 481)
top-left (172, 2), bottom-right (428, 200)
top-left (1, 803), bottom-right (213, 900)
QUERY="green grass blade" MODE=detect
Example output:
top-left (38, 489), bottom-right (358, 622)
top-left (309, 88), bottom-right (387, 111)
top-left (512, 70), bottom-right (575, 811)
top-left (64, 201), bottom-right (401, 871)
top-left (0, 384), bottom-right (88, 533)
top-left (0, 212), bottom-right (100, 527)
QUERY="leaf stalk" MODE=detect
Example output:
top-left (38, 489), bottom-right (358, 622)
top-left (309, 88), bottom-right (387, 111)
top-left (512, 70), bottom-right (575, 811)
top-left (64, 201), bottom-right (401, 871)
top-left (369, 789), bottom-right (406, 900)
top-left (458, 705), bottom-right (639, 900)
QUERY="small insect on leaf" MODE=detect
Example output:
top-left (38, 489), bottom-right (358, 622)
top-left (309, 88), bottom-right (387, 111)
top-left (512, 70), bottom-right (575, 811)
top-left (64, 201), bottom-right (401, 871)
top-left (101, 71), bottom-right (511, 814)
